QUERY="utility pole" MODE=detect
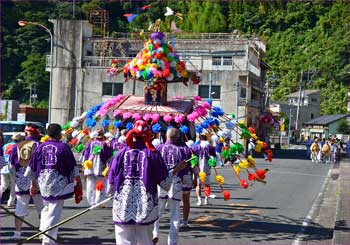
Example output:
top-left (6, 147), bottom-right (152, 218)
top-left (235, 79), bottom-right (240, 142)
top-left (72, 0), bottom-right (76, 19)
top-left (295, 71), bottom-right (303, 135)
top-left (288, 107), bottom-right (292, 146)
top-left (29, 84), bottom-right (32, 106)
top-left (32, 83), bottom-right (37, 106)
top-left (209, 72), bottom-right (212, 100)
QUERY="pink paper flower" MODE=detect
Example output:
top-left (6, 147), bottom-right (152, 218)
top-left (151, 113), bottom-right (160, 123)
top-left (132, 113), bottom-right (142, 120)
top-left (194, 96), bottom-right (202, 101)
top-left (196, 106), bottom-right (208, 117)
top-left (174, 115), bottom-right (184, 124)
top-left (202, 101), bottom-right (212, 109)
top-left (98, 108), bottom-right (108, 117)
top-left (192, 111), bottom-right (199, 119)
top-left (187, 113), bottom-right (196, 122)
top-left (143, 113), bottom-right (152, 121)
top-left (163, 114), bottom-right (173, 123)
top-left (123, 112), bottom-right (132, 119)
top-left (113, 110), bottom-right (122, 117)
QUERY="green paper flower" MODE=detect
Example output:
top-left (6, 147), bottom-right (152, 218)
top-left (208, 156), bottom-right (217, 167)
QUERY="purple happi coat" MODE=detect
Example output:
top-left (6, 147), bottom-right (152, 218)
top-left (179, 145), bottom-right (193, 192)
top-left (9, 136), bottom-right (39, 195)
top-left (191, 141), bottom-right (216, 175)
top-left (83, 139), bottom-right (112, 176)
top-left (108, 141), bottom-right (172, 225)
top-left (29, 140), bottom-right (79, 200)
top-left (156, 142), bottom-right (192, 200)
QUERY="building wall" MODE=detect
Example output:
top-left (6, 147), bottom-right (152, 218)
top-left (329, 120), bottom-right (344, 136)
top-left (0, 100), bottom-right (20, 121)
top-left (49, 19), bottom-right (93, 124)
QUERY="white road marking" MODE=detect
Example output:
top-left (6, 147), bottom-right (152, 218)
top-left (270, 170), bottom-right (328, 178)
top-left (291, 169), bottom-right (332, 245)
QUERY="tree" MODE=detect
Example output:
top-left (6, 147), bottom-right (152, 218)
top-left (337, 119), bottom-right (350, 135)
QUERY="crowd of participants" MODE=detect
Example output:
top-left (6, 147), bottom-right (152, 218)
top-left (305, 136), bottom-right (349, 163)
top-left (0, 121), bottom-right (246, 245)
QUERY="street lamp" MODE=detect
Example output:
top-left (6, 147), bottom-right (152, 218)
top-left (18, 20), bottom-right (53, 123)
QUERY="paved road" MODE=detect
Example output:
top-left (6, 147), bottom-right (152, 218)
top-left (0, 149), bottom-right (335, 244)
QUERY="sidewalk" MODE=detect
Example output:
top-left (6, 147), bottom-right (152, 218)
top-left (333, 159), bottom-right (350, 244)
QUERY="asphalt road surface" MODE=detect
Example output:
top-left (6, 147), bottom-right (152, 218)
top-left (0, 148), bottom-right (335, 244)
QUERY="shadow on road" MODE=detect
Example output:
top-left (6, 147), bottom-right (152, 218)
top-left (178, 214), bottom-right (334, 243)
top-left (262, 149), bottom-right (309, 160)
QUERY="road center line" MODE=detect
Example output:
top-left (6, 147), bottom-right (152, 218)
top-left (270, 170), bottom-right (328, 178)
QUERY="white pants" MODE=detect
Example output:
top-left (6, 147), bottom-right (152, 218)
top-left (115, 223), bottom-right (153, 245)
top-left (15, 194), bottom-right (44, 217)
top-left (323, 153), bottom-right (330, 163)
top-left (0, 173), bottom-right (16, 205)
top-left (311, 151), bottom-right (318, 162)
top-left (216, 152), bottom-right (223, 167)
top-left (86, 176), bottom-right (106, 206)
top-left (40, 199), bottom-right (64, 245)
top-left (153, 198), bottom-right (181, 245)
top-left (317, 151), bottom-right (323, 162)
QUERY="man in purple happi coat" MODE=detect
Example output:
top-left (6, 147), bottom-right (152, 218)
top-left (107, 120), bottom-right (187, 245)
top-left (9, 125), bottom-right (44, 240)
top-left (191, 134), bottom-right (216, 206)
top-left (28, 123), bottom-right (82, 245)
top-left (83, 128), bottom-right (112, 206)
top-left (152, 128), bottom-right (192, 245)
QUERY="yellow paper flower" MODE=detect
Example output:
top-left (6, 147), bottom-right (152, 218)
top-left (250, 133), bottom-right (258, 140)
top-left (215, 175), bottom-right (225, 186)
top-left (233, 165), bottom-right (241, 175)
top-left (199, 171), bottom-right (207, 183)
top-left (247, 155), bottom-right (255, 168)
top-left (102, 166), bottom-right (109, 177)
top-left (254, 140), bottom-right (264, 152)
top-left (84, 160), bottom-right (93, 170)
top-left (239, 160), bottom-right (249, 169)
top-left (109, 125), bottom-right (114, 132)
top-left (40, 135), bottom-right (50, 143)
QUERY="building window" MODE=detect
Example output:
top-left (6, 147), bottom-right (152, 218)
top-left (223, 56), bottom-right (233, 66)
top-left (240, 87), bottom-right (246, 99)
top-left (212, 56), bottom-right (233, 66)
top-left (251, 89), bottom-right (259, 101)
top-left (311, 98), bottom-right (317, 102)
top-left (311, 113), bottom-right (314, 119)
top-left (198, 85), bottom-right (221, 99)
top-left (102, 82), bottom-right (123, 96)
top-left (212, 56), bottom-right (221, 66)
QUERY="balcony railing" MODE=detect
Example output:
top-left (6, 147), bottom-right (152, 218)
top-left (238, 98), bottom-right (261, 108)
top-left (83, 56), bottom-right (131, 68)
top-left (103, 32), bottom-right (260, 41)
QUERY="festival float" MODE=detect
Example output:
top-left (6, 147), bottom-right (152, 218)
top-left (55, 8), bottom-right (273, 202)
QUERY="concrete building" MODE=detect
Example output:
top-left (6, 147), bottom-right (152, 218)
top-left (47, 19), bottom-right (268, 138)
top-left (269, 89), bottom-right (320, 141)
top-left (303, 114), bottom-right (349, 139)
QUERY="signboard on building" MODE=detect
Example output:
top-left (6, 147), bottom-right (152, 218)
top-left (17, 113), bottom-right (26, 121)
